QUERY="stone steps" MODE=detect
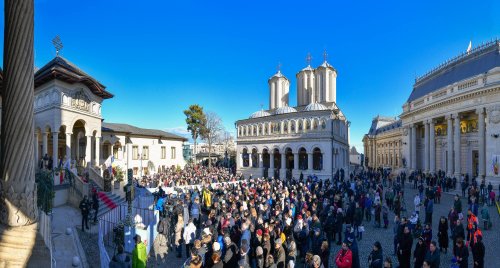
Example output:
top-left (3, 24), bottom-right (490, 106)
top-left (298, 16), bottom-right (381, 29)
top-left (0, 223), bottom-right (51, 268)
top-left (88, 179), bottom-right (126, 219)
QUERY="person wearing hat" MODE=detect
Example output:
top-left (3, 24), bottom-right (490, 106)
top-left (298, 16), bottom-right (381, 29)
top-left (413, 237), bottom-right (426, 268)
top-left (368, 241), bottom-right (383, 268)
top-left (132, 234), bottom-right (147, 268)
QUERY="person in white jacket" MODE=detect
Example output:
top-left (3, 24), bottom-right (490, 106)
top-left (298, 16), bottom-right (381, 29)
top-left (414, 194), bottom-right (421, 215)
top-left (183, 218), bottom-right (197, 257)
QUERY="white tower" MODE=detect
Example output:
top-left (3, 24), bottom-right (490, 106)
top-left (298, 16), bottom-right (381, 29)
top-left (314, 51), bottom-right (337, 103)
top-left (268, 64), bottom-right (290, 109)
top-left (296, 53), bottom-right (315, 106)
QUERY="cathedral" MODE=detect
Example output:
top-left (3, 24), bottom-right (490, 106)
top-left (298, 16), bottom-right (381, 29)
top-left (235, 53), bottom-right (350, 180)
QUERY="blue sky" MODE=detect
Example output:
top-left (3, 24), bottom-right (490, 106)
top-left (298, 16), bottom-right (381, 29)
top-left (1, 0), bottom-right (498, 151)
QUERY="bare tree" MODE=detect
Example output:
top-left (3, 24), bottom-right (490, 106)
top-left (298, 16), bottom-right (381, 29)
top-left (201, 112), bottom-right (223, 168)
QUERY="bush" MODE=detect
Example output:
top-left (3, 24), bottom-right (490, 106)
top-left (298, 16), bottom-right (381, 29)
top-left (35, 170), bottom-right (55, 213)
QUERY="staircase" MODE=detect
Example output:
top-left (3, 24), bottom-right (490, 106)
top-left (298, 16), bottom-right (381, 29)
top-left (0, 224), bottom-right (51, 268)
top-left (88, 179), bottom-right (126, 218)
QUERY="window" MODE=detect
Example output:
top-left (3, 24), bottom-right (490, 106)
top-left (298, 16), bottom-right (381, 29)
top-left (133, 167), bottom-right (138, 175)
top-left (142, 146), bottom-right (149, 160)
top-left (132, 146), bottom-right (138, 160)
top-left (161, 146), bottom-right (166, 159)
top-left (171, 147), bottom-right (176, 159)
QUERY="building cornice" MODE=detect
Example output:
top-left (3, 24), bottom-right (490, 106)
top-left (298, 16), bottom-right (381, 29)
top-left (401, 85), bottom-right (500, 119)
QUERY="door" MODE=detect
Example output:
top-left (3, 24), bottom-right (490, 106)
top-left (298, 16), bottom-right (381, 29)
top-left (472, 150), bottom-right (478, 178)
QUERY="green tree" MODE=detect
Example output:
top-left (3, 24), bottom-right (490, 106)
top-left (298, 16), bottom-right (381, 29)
top-left (184, 104), bottom-right (207, 164)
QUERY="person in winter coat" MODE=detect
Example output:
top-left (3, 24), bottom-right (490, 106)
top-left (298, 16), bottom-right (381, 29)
top-left (452, 220), bottom-right (465, 254)
top-left (319, 241), bottom-right (329, 268)
top-left (175, 213), bottom-right (184, 258)
top-left (346, 237), bottom-right (360, 268)
top-left (273, 238), bottom-right (286, 268)
top-left (397, 226), bottom-right (413, 268)
top-left (223, 236), bottom-right (239, 268)
top-left (335, 208), bottom-right (344, 245)
top-left (424, 241), bottom-right (440, 268)
top-left (184, 218), bottom-right (197, 256)
top-left (413, 237), bottom-right (426, 268)
top-left (335, 242), bottom-right (353, 268)
top-left (109, 245), bottom-right (131, 268)
top-left (255, 246), bottom-right (265, 268)
top-left (422, 224), bottom-right (432, 249)
top-left (211, 253), bottom-right (223, 268)
top-left (437, 217), bottom-right (449, 253)
top-left (368, 241), bottom-right (383, 268)
top-left (132, 235), bottom-right (147, 268)
top-left (454, 238), bottom-right (469, 268)
top-left (472, 235), bottom-right (485, 268)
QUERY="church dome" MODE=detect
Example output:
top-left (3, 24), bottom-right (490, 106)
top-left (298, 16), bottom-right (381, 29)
top-left (274, 106), bottom-right (297, 115)
top-left (304, 102), bottom-right (328, 111)
top-left (250, 110), bottom-right (271, 119)
top-left (269, 70), bottom-right (288, 80)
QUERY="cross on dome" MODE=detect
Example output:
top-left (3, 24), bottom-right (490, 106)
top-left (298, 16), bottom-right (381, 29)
top-left (323, 50), bottom-right (328, 62)
top-left (306, 53), bottom-right (312, 66)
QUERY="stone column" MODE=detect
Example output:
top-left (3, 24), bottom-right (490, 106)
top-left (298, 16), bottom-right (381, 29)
top-left (446, 115), bottom-right (453, 176)
top-left (248, 153), bottom-right (253, 168)
top-left (34, 133), bottom-right (39, 163)
top-left (424, 121), bottom-right (429, 172)
top-left (411, 124), bottom-right (417, 170)
top-left (308, 152), bottom-right (313, 171)
top-left (85, 135), bottom-right (92, 166)
top-left (0, 0), bottom-right (37, 226)
top-left (52, 132), bottom-right (59, 167)
top-left (269, 153), bottom-right (275, 175)
top-left (280, 153), bottom-right (287, 179)
top-left (75, 136), bottom-right (80, 162)
top-left (42, 132), bottom-right (48, 156)
top-left (429, 120), bottom-right (436, 173)
top-left (258, 153), bottom-right (262, 168)
top-left (65, 132), bottom-right (72, 161)
top-left (477, 108), bottom-right (485, 178)
top-left (95, 136), bottom-right (101, 167)
top-left (454, 113), bottom-right (461, 177)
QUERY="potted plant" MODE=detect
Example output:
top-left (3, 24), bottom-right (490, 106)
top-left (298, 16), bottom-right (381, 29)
top-left (114, 166), bottom-right (125, 189)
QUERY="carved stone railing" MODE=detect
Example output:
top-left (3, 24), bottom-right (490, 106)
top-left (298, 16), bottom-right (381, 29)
top-left (38, 209), bottom-right (54, 267)
top-left (88, 166), bottom-right (105, 190)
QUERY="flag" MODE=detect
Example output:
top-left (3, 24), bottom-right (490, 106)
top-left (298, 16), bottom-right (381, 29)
top-left (467, 40), bottom-right (472, 54)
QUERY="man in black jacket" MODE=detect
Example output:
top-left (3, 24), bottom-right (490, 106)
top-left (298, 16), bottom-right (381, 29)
top-left (398, 226), bottom-right (413, 268)
top-left (424, 241), bottom-right (440, 268)
top-left (472, 235), bottom-right (485, 268)
top-left (79, 195), bottom-right (90, 231)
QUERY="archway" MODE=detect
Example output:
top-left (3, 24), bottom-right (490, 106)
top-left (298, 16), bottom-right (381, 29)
top-left (273, 148), bottom-right (281, 169)
top-left (313, 147), bottom-right (323, 170)
top-left (242, 148), bottom-right (249, 167)
top-left (298, 147), bottom-right (307, 170)
top-left (72, 119), bottom-right (87, 166)
top-left (262, 149), bottom-right (270, 168)
top-left (285, 148), bottom-right (294, 169)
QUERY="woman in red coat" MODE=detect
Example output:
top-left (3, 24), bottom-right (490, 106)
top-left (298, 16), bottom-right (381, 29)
top-left (335, 242), bottom-right (353, 268)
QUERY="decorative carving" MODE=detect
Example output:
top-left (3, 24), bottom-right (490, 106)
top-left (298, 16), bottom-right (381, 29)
top-left (489, 106), bottom-right (500, 124)
top-left (71, 89), bottom-right (90, 111)
top-left (403, 127), bottom-right (408, 136)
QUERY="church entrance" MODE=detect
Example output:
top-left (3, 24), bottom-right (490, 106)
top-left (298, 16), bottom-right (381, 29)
top-left (472, 150), bottom-right (478, 178)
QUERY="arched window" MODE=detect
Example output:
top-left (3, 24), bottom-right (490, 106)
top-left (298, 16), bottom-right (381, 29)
top-left (264, 124), bottom-right (268, 135)
top-left (313, 120), bottom-right (318, 130)
top-left (321, 120), bottom-right (326, 129)
top-left (306, 120), bottom-right (311, 130)
top-left (299, 121), bottom-right (303, 131)
top-left (273, 149), bottom-right (281, 169)
top-left (242, 148), bottom-right (249, 167)
top-left (313, 148), bottom-right (322, 170)
top-left (284, 122), bottom-right (288, 133)
top-left (298, 148), bottom-right (307, 170)
top-left (291, 121), bottom-right (296, 132)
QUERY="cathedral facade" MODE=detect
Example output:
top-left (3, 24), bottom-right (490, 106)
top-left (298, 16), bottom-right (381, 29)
top-left (364, 39), bottom-right (500, 185)
top-left (235, 55), bottom-right (350, 180)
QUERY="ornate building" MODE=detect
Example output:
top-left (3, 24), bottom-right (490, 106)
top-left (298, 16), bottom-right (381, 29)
top-left (364, 39), bottom-right (500, 184)
top-left (236, 54), bottom-right (350, 180)
top-left (363, 116), bottom-right (403, 169)
top-left (1, 56), bottom-right (187, 177)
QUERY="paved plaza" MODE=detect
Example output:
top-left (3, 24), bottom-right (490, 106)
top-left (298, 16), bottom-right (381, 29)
top-left (144, 182), bottom-right (499, 268)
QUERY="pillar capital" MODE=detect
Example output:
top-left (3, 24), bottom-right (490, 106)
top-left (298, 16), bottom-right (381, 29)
top-left (445, 114), bottom-right (453, 120)
top-left (475, 107), bottom-right (485, 115)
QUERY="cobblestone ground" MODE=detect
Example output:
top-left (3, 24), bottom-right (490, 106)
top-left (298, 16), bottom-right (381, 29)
top-left (77, 228), bottom-right (101, 268)
top-left (146, 183), bottom-right (500, 268)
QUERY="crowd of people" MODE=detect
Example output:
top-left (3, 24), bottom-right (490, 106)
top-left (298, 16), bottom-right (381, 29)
top-left (109, 165), bottom-right (497, 268)
top-left (134, 166), bottom-right (240, 189)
